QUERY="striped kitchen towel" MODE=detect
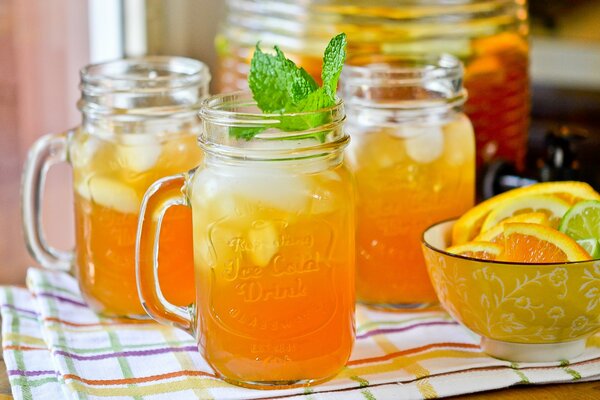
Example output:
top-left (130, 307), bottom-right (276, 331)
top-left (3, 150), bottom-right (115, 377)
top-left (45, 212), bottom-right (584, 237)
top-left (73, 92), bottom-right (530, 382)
top-left (0, 286), bottom-right (67, 399)
top-left (2, 267), bottom-right (600, 399)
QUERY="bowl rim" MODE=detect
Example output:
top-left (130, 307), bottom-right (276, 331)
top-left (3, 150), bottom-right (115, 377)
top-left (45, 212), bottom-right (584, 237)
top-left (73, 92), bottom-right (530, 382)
top-left (421, 218), bottom-right (598, 267)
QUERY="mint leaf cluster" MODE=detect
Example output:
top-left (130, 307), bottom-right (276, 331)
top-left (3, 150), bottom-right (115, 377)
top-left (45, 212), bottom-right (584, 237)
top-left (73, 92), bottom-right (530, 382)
top-left (230, 33), bottom-right (347, 140)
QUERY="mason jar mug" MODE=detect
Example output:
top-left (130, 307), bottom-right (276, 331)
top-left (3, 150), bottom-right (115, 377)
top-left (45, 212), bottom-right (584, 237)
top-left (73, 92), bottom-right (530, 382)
top-left (136, 92), bottom-right (355, 387)
top-left (22, 57), bottom-right (210, 318)
top-left (342, 54), bottom-right (476, 308)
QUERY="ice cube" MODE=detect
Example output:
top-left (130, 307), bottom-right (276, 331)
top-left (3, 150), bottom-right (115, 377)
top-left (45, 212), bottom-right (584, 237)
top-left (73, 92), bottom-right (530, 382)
top-left (247, 221), bottom-right (279, 267)
top-left (70, 136), bottom-right (100, 170)
top-left (350, 130), bottom-right (405, 170)
top-left (214, 166), bottom-right (310, 212)
top-left (74, 180), bottom-right (92, 201)
top-left (442, 115), bottom-right (474, 166)
top-left (309, 188), bottom-right (337, 215)
top-left (191, 162), bottom-right (310, 214)
top-left (190, 169), bottom-right (237, 219)
top-left (117, 134), bottom-right (162, 172)
top-left (87, 176), bottom-right (140, 214)
top-left (239, 169), bottom-right (309, 211)
top-left (404, 124), bottom-right (444, 163)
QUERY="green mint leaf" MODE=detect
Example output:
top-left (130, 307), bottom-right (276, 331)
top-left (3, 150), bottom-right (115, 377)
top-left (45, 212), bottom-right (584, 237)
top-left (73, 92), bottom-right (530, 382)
top-left (278, 88), bottom-right (336, 141)
top-left (321, 33), bottom-right (347, 95)
top-left (248, 45), bottom-right (318, 113)
top-left (237, 33), bottom-right (347, 140)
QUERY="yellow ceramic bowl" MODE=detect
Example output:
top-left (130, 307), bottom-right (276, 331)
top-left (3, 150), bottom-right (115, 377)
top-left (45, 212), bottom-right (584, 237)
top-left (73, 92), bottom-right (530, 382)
top-left (422, 219), bottom-right (600, 362)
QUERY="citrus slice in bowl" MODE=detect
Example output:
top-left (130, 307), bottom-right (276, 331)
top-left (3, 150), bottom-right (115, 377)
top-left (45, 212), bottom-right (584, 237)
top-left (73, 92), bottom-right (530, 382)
top-left (480, 194), bottom-right (570, 233)
top-left (576, 239), bottom-right (600, 259)
top-left (451, 181), bottom-right (600, 245)
top-left (499, 222), bottom-right (591, 263)
top-left (558, 200), bottom-right (600, 241)
top-left (474, 212), bottom-right (549, 243)
top-left (446, 242), bottom-right (504, 260)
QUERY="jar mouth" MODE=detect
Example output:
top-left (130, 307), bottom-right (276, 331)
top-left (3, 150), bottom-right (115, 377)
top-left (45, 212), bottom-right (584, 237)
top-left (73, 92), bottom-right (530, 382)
top-left (199, 91), bottom-right (344, 128)
top-left (344, 53), bottom-right (463, 86)
top-left (78, 56), bottom-right (211, 119)
top-left (80, 56), bottom-right (211, 94)
top-left (198, 91), bottom-right (348, 160)
top-left (341, 53), bottom-right (466, 110)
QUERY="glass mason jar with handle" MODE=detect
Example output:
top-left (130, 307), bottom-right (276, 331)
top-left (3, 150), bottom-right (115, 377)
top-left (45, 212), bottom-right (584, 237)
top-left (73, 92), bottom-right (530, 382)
top-left (136, 92), bottom-right (355, 388)
top-left (342, 53), bottom-right (476, 308)
top-left (22, 57), bottom-right (210, 318)
top-left (217, 0), bottom-right (528, 170)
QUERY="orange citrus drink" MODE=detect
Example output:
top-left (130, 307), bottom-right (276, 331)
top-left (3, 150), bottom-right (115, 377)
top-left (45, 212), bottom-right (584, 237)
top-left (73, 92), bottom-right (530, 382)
top-left (347, 116), bottom-right (475, 306)
top-left (135, 48), bottom-right (353, 387)
top-left (188, 161), bottom-right (355, 383)
top-left (20, 57), bottom-right (210, 318)
top-left (71, 130), bottom-right (202, 317)
top-left (341, 54), bottom-right (475, 307)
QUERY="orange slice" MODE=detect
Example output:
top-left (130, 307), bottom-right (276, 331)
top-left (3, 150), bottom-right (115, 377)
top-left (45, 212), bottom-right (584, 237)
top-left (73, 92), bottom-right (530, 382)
top-left (499, 222), bottom-right (591, 263)
top-left (446, 242), bottom-right (504, 261)
top-left (474, 212), bottom-right (549, 243)
top-left (480, 194), bottom-right (570, 233)
top-left (452, 182), bottom-right (599, 245)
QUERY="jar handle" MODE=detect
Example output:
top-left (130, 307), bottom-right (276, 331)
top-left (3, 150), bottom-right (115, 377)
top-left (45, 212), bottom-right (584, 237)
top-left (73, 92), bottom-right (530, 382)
top-left (136, 173), bottom-right (194, 334)
top-left (21, 130), bottom-right (75, 271)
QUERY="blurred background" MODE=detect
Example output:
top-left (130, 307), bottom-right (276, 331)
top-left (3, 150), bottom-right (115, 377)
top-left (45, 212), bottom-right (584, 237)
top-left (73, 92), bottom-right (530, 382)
top-left (1, 0), bottom-right (600, 284)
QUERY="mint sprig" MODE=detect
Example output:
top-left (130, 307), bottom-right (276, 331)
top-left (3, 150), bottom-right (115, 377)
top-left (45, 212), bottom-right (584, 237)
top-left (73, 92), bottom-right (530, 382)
top-left (249, 46), bottom-right (319, 112)
top-left (230, 33), bottom-right (347, 141)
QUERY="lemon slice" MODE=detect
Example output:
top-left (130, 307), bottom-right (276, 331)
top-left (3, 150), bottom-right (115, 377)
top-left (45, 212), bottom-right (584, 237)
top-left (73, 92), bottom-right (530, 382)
top-left (87, 177), bottom-right (140, 214)
top-left (247, 221), bottom-right (280, 267)
top-left (480, 194), bottom-right (570, 233)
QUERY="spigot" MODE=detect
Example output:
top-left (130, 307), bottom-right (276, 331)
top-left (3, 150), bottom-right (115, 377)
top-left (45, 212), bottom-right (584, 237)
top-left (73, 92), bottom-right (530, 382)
top-left (480, 126), bottom-right (593, 200)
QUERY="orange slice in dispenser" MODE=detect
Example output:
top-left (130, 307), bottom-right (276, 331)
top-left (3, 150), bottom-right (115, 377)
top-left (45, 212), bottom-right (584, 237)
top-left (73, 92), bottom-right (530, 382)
top-left (480, 194), bottom-right (570, 233)
top-left (446, 242), bottom-right (504, 261)
top-left (499, 223), bottom-right (591, 263)
top-left (451, 181), bottom-right (600, 245)
top-left (474, 212), bottom-right (549, 243)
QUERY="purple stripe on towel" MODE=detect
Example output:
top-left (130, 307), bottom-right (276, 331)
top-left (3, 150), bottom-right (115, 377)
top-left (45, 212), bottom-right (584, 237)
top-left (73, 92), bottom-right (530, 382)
top-left (1, 304), bottom-right (39, 316)
top-left (8, 370), bottom-right (58, 377)
top-left (356, 321), bottom-right (458, 340)
top-left (36, 292), bottom-right (88, 307)
top-left (53, 345), bottom-right (199, 361)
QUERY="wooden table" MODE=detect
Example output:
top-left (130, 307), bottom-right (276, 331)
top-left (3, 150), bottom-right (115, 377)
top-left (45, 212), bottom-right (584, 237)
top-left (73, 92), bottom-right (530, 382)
top-left (0, 349), bottom-right (598, 399)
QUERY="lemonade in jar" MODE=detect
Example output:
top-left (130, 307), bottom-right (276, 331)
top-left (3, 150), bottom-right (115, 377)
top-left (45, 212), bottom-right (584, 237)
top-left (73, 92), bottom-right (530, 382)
top-left (22, 57), bottom-right (210, 317)
top-left (137, 36), bottom-right (355, 387)
top-left (342, 54), bottom-right (475, 307)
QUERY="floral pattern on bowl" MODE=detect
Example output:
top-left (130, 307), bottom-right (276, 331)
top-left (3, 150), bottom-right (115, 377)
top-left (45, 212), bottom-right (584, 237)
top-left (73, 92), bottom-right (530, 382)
top-left (422, 219), bottom-right (600, 361)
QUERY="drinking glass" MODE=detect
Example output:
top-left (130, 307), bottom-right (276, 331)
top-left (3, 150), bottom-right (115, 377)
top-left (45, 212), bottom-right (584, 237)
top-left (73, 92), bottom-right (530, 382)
top-left (342, 54), bottom-right (475, 308)
top-left (136, 92), bottom-right (355, 387)
top-left (22, 57), bottom-right (210, 317)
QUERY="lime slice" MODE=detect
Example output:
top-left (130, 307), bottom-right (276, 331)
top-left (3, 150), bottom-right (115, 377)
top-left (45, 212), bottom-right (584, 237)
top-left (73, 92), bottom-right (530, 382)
top-left (577, 239), bottom-right (600, 259)
top-left (559, 200), bottom-right (600, 243)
